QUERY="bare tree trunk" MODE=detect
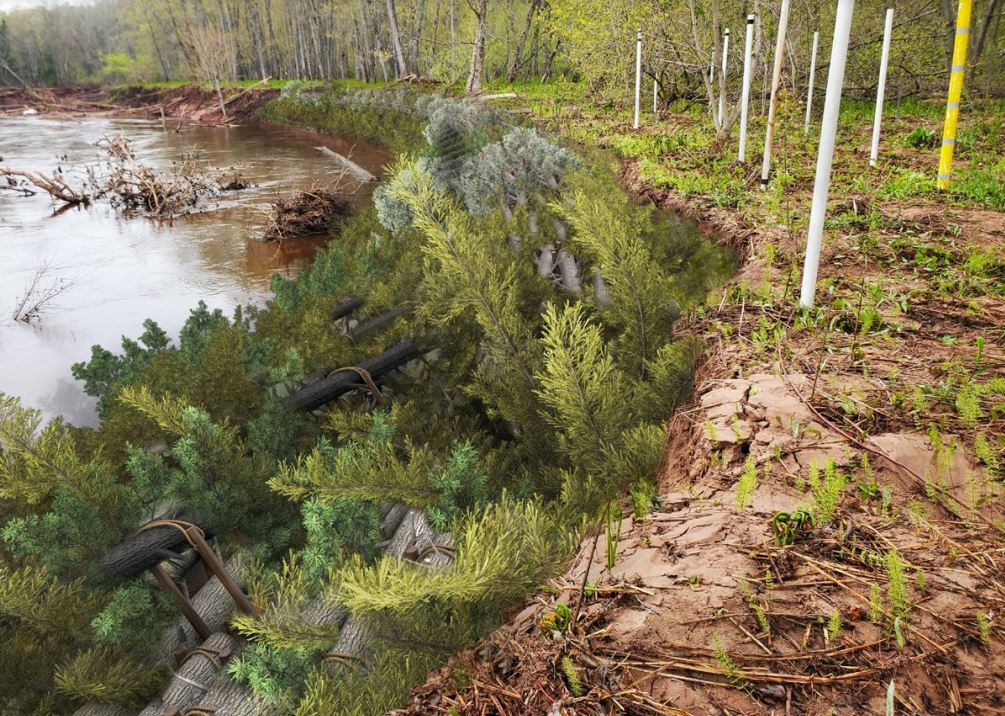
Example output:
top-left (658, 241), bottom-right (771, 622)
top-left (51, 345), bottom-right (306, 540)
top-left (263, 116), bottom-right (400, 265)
top-left (385, 0), bottom-right (409, 77)
top-left (971, 0), bottom-right (1004, 63)
top-left (365, 0), bottom-right (391, 81)
top-left (430, 0), bottom-right (443, 75)
top-left (507, 0), bottom-right (539, 82)
top-left (540, 37), bottom-right (559, 83)
top-left (249, 1), bottom-right (269, 81)
top-left (357, 1), bottom-right (375, 80)
top-left (450, 0), bottom-right (457, 70)
top-left (411, 0), bottom-right (428, 74)
top-left (353, 20), bottom-right (369, 81)
top-left (465, 0), bottom-right (488, 94)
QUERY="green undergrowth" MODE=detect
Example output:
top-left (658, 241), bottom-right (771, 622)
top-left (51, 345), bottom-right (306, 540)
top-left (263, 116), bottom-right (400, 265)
top-left (487, 81), bottom-right (1005, 216)
top-left (257, 84), bottom-right (425, 155)
top-left (0, 88), bottom-right (734, 714)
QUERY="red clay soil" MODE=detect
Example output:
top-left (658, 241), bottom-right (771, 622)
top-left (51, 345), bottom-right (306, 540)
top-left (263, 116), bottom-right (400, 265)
top-left (0, 84), bottom-right (278, 125)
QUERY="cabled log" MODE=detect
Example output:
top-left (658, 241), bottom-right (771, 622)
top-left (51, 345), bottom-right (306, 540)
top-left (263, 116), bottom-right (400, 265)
top-left (145, 632), bottom-right (239, 716)
top-left (348, 305), bottom-right (412, 341)
top-left (537, 242), bottom-right (556, 278)
top-left (152, 556), bottom-right (250, 662)
top-left (332, 296), bottom-right (365, 321)
top-left (555, 248), bottom-right (582, 294)
top-left (282, 340), bottom-right (419, 412)
top-left (326, 510), bottom-right (453, 664)
top-left (98, 519), bottom-right (210, 582)
top-left (592, 271), bottom-right (612, 307)
top-left (72, 705), bottom-right (132, 716)
top-left (178, 668), bottom-right (264, 716)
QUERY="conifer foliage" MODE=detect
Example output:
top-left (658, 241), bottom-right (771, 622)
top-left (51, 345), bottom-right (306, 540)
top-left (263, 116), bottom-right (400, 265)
top-left (0, 91), bottom-right (731, 714)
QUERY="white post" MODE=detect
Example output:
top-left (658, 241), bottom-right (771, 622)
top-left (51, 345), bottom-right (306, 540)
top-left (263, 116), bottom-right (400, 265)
top-left (869, 8), bottom-right (895, 167)
top-left (633, 29), bottom-right (642, 129)
top-left (760, 0), bottom-right (792, 189)
top-left (718, 28), bottom-right (730, 124)
top-left (804, 30), bottom-right (819, 134)
top-left (739, 15), bottom-right (755, 162)
top-left (654, 79), bottom-right (658, 112)
top-left (800, 0), bottom-right (856, 309)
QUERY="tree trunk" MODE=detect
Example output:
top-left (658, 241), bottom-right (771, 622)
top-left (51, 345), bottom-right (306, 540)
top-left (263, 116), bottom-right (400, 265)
top-left (507, 0), bottom-right (539, 83)
top-left (99, 521), bottom-right (213, 582)
top-left (465, 0), bottom-right (488, 94)
top-left (386, 0), bottom-right (410, 77)
top-left (971, 0), bottom-right (1004, 63)
top-left (365, 0), bottom-right (391, 82)
top-left (411, 0), bottom-right (428, 74)
top-left (249, 2), bottom-right (269, 81)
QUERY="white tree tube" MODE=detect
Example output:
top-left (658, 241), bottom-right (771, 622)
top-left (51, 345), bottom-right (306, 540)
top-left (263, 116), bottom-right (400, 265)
top-left (869, 8), bottom-right (895, 167)
top-left (634, 29), bottom-right (642, 129)
top-left (760, 0), bottom-right (792, 189)
top-left (800, 0), bottom-right (856, 309)
top-left (718, 28), bottom-right (730, 123)
top-left (738, 15), bottom-right (755, 162)
top-left (804, 30), bottom-right (819, 134)
top-left (654, 79), bottom-right (658, 112)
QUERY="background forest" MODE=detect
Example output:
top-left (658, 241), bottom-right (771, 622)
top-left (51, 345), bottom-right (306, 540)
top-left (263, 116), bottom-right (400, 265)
top-left (0, 0), bottom-right (1003, 99)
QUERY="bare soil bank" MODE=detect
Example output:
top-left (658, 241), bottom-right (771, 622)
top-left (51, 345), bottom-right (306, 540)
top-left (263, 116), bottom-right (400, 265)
top-left (0, 84), bottom-right (278, 125)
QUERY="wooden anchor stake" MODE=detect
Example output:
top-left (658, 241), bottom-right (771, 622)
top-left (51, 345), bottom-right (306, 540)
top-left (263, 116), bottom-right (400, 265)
top-left (150, 563), bottom-right (212, 641)
top-left (141, 519), bottom-right (259, 639)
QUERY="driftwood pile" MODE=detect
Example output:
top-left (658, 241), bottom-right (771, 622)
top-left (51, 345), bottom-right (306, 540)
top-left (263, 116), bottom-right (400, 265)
top-left (262, 185), bottom-right (354, 241)
top-left (0, 135), bottom-right (247, 217)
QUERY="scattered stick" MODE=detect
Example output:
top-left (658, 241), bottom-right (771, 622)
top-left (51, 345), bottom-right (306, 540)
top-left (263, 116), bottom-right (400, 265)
top-left (11, 260), bottom-right (75, 323)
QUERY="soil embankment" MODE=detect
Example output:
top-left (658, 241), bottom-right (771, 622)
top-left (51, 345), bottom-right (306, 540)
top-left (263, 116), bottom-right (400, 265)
top-left (0, 84), bottom-right (278, 125)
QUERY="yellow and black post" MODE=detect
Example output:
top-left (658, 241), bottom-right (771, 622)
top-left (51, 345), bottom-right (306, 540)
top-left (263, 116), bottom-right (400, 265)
top-left (938, 0), bottom-right (972, 190)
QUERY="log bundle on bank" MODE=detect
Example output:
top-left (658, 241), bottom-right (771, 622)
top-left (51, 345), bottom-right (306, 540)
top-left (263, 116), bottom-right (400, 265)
top-left (282, 339), bottom-right (419, 412)
top-left (73, 306), bottom-right (435, 716)
top-left (114, 508), bottom-right (453, 716)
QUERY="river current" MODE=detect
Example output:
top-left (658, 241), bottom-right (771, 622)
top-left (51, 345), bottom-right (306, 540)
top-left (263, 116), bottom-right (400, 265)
top-left (0, 116), bottom-right (386, 426)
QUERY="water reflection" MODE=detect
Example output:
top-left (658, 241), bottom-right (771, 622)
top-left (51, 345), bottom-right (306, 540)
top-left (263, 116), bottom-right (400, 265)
top-left (0, 116), bottom-right (387, 426)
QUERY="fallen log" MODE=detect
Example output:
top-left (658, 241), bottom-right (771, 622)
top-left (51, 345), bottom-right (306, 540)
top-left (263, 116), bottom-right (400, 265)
top-left (332, 296), bottom-right (365, 321)
top-left (315, 145), bottom-right (378, 183)
top-left (281, 340), bottom-right (420, 412)
top-left (348, 305), bottom-right (412, 341)
top-left (0, 165), bottom-right (88, 204)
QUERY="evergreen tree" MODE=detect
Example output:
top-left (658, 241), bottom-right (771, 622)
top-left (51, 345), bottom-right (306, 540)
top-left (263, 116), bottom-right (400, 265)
top-left (336, 496), bottom-right (576, 653)
top-left (118, 386), bottom-right (295, 547)
top-left (389, 159), bottom-right (550, 440)
top-left (0, 395), bottom-right (138, 577)
top-left (554, 176), bottom-right (683, 379)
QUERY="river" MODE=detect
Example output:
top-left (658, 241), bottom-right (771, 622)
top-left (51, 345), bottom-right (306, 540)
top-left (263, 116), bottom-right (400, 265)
top-left (0, 116), bottom-right (387, 427)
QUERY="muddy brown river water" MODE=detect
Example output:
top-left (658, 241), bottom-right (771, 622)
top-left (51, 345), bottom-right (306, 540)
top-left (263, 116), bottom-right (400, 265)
top-left (0, 116), bottom-right (386, 426)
